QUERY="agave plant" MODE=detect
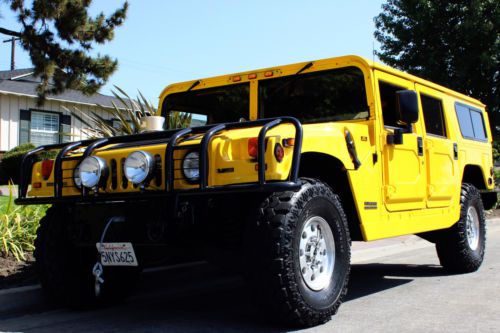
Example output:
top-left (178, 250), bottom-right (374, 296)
top-left (167, 111), bottom-right (193, 129)
top-left (68, 86), bottom-right (192, 138)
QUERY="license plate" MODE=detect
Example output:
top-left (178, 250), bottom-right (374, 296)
top-left (96, 242), bottom-right (138, 267)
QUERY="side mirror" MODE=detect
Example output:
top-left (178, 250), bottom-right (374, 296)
top-left (396, 90), bottom-right (419, 125)
top-left (387, 90), bottom-right (419, 145)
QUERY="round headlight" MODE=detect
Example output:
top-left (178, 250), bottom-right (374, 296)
top-left (79, 156), bottom-right (108, 188)
top-left (182, 151), bottom-right (200, 182)
top-left (124, 151), bottom-right (154, 184)
top-left (73, 164), bottom-right (81, 188)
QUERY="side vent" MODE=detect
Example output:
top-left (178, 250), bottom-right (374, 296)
top-left (110, 159), bottom-right (117, 190)
top-left (121, 158), bottom-right (128, 189)
top-left (154, 154), bottom-right (162, 187)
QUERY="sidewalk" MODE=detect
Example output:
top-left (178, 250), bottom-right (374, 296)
top-left (351, 216), bottom-right (500, 263)
top-left (0, 184), bottom-right (18, 197)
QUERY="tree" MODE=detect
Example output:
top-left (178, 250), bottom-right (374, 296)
top-left (374, 0), bottom-right (500, 136)
top-left (0, 0), bottom-right (128, 104)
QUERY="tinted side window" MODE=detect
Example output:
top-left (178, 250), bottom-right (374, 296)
top-left (470, 110), bottom-right (486, 140)
top-left (379, 81), bottom-right (405, 127)
top-left (455, 104), bottom-right (474, 138)
top-left (420, 94), bottom-right (446, 137)
top-left (455, 103), bottom-right (487, 141)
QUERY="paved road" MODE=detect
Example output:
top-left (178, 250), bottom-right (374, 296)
top-left (1, 221), bottom-right (499, 333)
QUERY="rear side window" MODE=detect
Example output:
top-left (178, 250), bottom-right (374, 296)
top-left (470, 111), bottom-right (487, 140)
top-left (420, 94), bottom-right (446, 137)
top-left (455, 103), bottom-right (487, 141)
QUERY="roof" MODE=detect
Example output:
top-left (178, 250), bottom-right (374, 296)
top-left (0, 68), bottom-right (122, 108)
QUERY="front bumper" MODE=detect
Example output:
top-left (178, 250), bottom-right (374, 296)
top-left (15, 117), bottom-right (303, 205)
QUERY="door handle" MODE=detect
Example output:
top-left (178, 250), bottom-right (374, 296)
top-left (453, 143), bottom-right (458, 160)
top-left (417, 137), bottom-right (423, 156)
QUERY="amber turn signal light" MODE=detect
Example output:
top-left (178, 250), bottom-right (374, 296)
top-left (283, 138), bottom-right (295, 147)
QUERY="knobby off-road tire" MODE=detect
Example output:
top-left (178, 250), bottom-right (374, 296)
top-left (246, 178), bottom-right (351, 327)
top-left (436, 183), bottom-right (486, 273)
top-left (34, 206), bottom-right (140, 307)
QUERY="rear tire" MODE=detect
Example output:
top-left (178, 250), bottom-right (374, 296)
top-left (435, 183), bottom-right (486, 273)
top-left (245, 178), bottom-right (351, 327)
top-left (34, 206), bottom-right (140, 307)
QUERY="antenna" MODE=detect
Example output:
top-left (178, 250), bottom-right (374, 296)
top-left (373, 41), bottom-right (375, 64)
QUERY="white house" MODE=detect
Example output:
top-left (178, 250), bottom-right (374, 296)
top-left (0, 68), bottom-right (122, 155)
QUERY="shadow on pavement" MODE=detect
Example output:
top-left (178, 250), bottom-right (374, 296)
top-left (346, 263), bottom-right (447, 302)
top-left (0, 262), bottom-right (449, 332)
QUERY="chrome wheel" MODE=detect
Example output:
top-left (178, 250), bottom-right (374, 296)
top-left (466, 206), bottom-right (480, 251)
top-left (298, 216), bottom-right (335, 291)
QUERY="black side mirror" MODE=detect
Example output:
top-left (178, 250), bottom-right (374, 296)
top-left (387, 90), bottom-right (419, 145)
top-left (396, 90), bottom-right (419, 125)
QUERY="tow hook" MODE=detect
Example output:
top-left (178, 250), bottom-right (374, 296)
top-left (92, 262), bottom-right (104, 297)
top-left (93, 216), bottom-right (125, 297)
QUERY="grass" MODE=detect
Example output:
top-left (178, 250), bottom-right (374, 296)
top-left (0, 195), bottom-right (10, 206)
top-left (1, 189), bottom-right (49, 261)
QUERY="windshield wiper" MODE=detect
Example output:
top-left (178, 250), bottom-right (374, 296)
top-left (187, 80), bottom-right (201, 92)
top-left (266, 61), bottom-right (314, 99)
top-left (295, 62), bottom-right (313, 75)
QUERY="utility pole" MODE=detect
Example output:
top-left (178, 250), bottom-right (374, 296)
top-left (3, 37), bottom-right (21, 70)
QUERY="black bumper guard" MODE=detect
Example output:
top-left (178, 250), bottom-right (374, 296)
top-left (16, 117), bottom-right (303, 205)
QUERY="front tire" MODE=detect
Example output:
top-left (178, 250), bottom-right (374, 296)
top-left (34, 206), bottom-right (140, 306)
top-left (436, 183), bottom-right (486, 273)
top-left (246, 178), bottom-right (351, 327)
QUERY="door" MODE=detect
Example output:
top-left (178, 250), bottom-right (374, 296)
top-left (416, 84), bottom-right (457, 208)
top-left (375, 71), bottom-right (426, 212)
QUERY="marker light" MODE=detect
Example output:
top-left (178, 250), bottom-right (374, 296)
top-left (41, 159), bottom-right (54, 180)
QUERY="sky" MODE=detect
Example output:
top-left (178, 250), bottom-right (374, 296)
top-left (0, 0), bottom-right (385, 104)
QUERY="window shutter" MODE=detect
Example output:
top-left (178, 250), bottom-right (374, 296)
top-left (60, 114), bottom-right (72, 143)
top-left (19, 109), bottom-right (30, 144)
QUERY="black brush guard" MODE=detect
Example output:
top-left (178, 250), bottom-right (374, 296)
top-left (15, 117), bottom-right (303, 205)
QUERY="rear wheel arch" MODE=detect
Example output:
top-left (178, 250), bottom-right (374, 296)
top-left (462, 164), bottom-right (487, 190)
top-left (299, 152), bottom-right (363, 241)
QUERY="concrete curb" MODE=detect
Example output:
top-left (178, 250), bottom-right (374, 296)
top-left (0, 284), bottom-right (44, 314)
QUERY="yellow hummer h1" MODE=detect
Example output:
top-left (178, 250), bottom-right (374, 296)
top-left (16, 55), bottom-right (496, 327)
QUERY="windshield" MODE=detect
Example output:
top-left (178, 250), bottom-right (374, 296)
top-left (162, 83), bottom-right (250, 128)
top-left (259, 66), bottom-right (369, 123)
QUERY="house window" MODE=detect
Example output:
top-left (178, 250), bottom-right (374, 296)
top-left (19, 109), bottom-right (72, 146)
top-left (30, 111), bottom-right (60, 146)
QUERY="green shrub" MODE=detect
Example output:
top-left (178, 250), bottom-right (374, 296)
top-left (0, 143), bottom-right (58, 185)
top-left (1, 185), bottom-right (49, 261)
top-left (0, 143), bottom-right (35, 185)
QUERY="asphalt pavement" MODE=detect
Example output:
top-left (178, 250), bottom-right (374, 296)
top-left (1, 220), bottom-right (499, 333)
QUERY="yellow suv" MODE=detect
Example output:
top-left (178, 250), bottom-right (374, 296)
top-left (16, 55), bottom-right (496, 327)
